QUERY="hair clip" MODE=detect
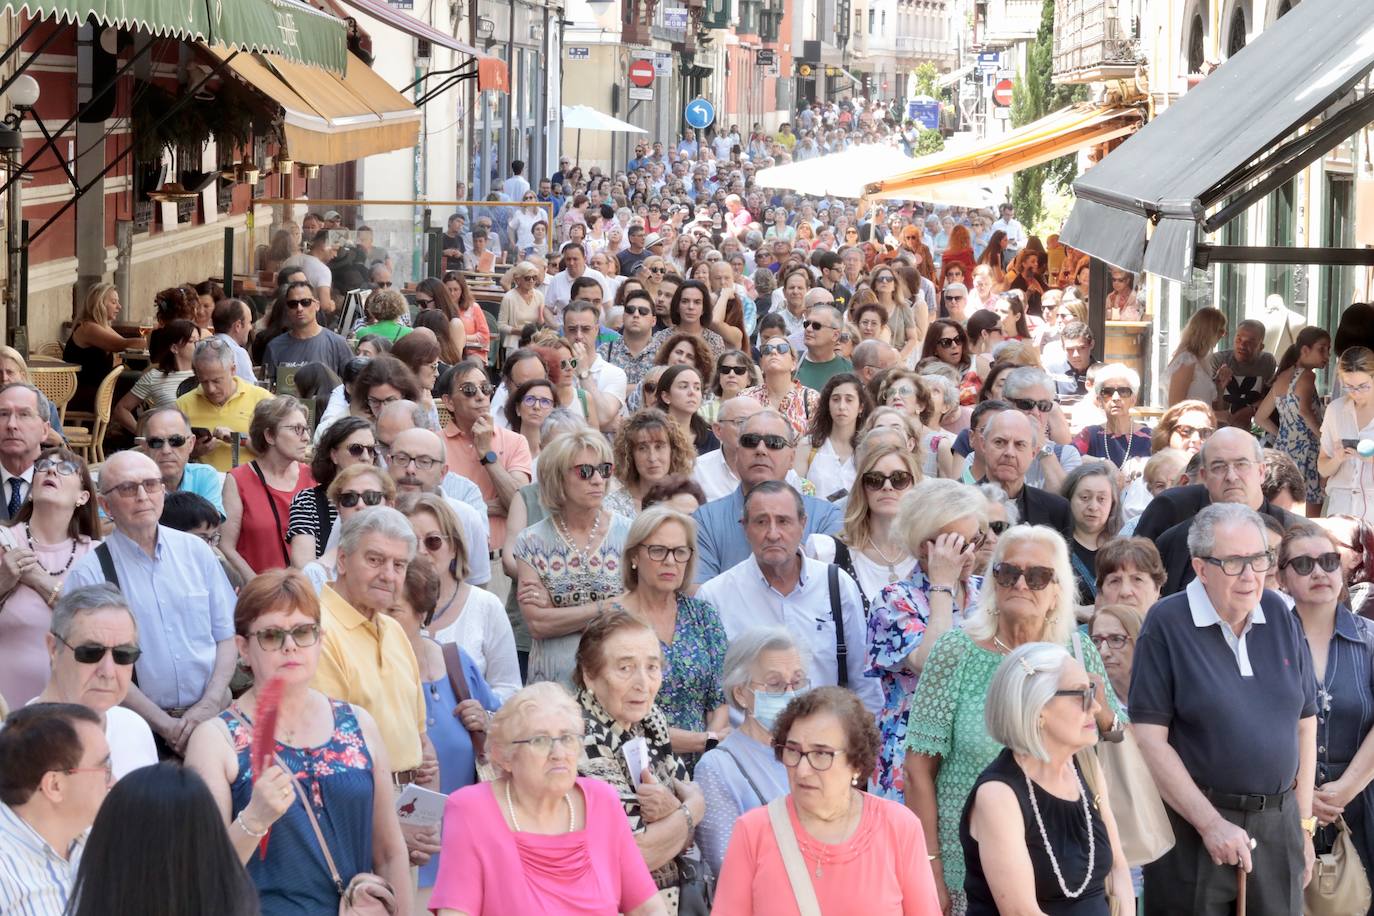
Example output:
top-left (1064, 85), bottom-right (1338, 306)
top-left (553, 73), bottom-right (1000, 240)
top-left (1018, 657), bottom-right (1037, 677)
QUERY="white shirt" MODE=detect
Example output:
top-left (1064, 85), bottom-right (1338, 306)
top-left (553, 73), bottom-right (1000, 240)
top-left (431, 587), bottom-right (521, 701)
top-left (490, 383), bottom-right (512, 429)
top-left (285, 252), bottom-right (331, 291)
top-left (544, 268), bottom-right (611, 325)
top-left (990, 216), bottom-right (1027, 250)
top-left (502, 175), bottom-right (530, 202)
top-left (691, 448), bottom-right (808, 502)
top-left (106, 705), bottom-right (158, 780)
top-left (1187, 576), bottom-right (1265, 677)
top-left (584, 357), bottom-right (627, 413)
top-left (696, 553), bottom-right (882, 712)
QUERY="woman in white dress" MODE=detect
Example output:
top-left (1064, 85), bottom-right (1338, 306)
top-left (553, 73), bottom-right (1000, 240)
top-left (1161, 306), bottom-right (1227, 407)
top-left (1319, 345), bottom-right (1374, 524)
top-left (796, 372), bottom-right (872, 502)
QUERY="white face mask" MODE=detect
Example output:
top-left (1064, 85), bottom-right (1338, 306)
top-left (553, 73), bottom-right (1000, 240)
top-left (752, 689), bottom-right (802, 731)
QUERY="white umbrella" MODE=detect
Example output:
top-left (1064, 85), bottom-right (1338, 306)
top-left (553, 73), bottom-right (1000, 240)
top-left (755, 144), bottom-right (916, 199)
top-left (560, 104), bottom-right (648, 168)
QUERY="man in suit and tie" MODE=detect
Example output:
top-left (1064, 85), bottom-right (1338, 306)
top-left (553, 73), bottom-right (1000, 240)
top-left (0, 383), bottom-right (52, 520)
top-left (979, 408), bottom-right (1072, 533)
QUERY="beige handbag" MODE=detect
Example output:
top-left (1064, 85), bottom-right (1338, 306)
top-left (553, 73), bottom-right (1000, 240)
top-left (1304, 815), bottom-right (1371, 916)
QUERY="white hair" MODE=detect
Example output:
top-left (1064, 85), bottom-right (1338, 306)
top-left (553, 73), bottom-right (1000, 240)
top-left (984, 642), bottom-right (1071, 762)
top-left (1186, 502), bottom-right (1267, 559)
top-left (896, 479), bottom-right (989, 557)
top-left (720, 627), bottom-right (809, 714)
top-left (1091, 363), bottom-right (1141, 398)
top-left (964, 525), bottom-right (1077, 646)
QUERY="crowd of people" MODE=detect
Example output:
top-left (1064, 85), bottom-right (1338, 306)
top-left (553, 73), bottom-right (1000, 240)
top-left (3, 99), bottom-right (1374, 916)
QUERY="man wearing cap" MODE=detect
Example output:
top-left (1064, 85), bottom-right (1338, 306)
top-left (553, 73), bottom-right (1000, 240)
top-left (617, 224), bottom-right (651, 278)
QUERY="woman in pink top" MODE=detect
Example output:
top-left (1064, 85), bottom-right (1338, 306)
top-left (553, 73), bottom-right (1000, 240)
top-left (713, 687), bottom-right (942, 916)
top-left (430, 681), bottom-right (664, 916)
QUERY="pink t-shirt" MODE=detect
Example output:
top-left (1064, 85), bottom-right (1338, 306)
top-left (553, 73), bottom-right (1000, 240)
top-left (429, 777), bottom-right (657, 915)
top-left (712, 794), bottom-right (942, 916)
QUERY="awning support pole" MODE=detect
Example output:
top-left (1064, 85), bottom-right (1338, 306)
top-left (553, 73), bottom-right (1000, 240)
top-left (0, 22), bottom-right (65, 99)
top-left (1194, 245), bottom-right (1374, 268)
top-left (0, 19), bottom-right (42, 72)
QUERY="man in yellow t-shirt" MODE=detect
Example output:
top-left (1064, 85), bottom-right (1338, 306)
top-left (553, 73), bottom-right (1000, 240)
top-left (176, 338), bottom-right (273, 472)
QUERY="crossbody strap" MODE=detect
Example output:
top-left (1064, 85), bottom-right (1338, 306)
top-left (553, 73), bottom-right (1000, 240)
top-left (719, 746), bottom-right (767, 807)
top-left (248, 461), bottom-right (292, 567)
top-left (440, 641), bottom-right (487, 760)
top-left (95, 541), bottom-right (119, 589)
top-left (766, 798), bottom-right (823, 916)
top-left (827, 564), bottom-right (847, 687)
top-left (280, 751), bottom-right (346, 895)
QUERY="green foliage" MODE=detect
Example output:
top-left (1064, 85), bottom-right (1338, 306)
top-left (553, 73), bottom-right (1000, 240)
top-left (913, 62), bottom-right (940, 98)
top-left (1010, 0), bottom-right (1088, 226)
top-left (916, 128), bottom-right (945, 155)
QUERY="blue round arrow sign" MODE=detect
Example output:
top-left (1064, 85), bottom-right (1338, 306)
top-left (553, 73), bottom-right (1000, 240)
top-left (684, 97), bottom-right (715, 130)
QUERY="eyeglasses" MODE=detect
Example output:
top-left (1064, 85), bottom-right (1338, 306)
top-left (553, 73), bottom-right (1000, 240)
top-left (1010, 397), bottom-right (1055, 414)
top-left (624, 305), bottom-right (653, 316)
top-left (1345, 381), bottom-right (1374, 394)
top-left (1173, 424), bottom-right (1214, 441)
top-left (247, 623), bottom-right (321, 651)
top-left (936, 336), bottom-right (961, 348)
top-left (522, 395), bottom-right (555, 410)
top-left (739, 432), bottom-right (791, 451)
top-left (102, 478), bottom-right (163, 499)
top-left (511, 733), bottom-right (583, 755)
top-left (278, 424), bottom-right (309, 439)
top-left (456, 382), bottom-right (496, 399)
top-left (991, 562), bottom-right (1057, 590)
top-left (778, 743), bottom-right (844, 771)
top-left (56, 635), bottom-right (142, 665)
top-left (63, 760), bottom-right (113, 781)
top-left (389, 452), bottom-right (440, 471)
top-left (1090, 634), bottom-right (1132, 651)
top-left (750, 675), bottom-right (810, 695)
top-left (410, 533), bottom-right (447, 554)
top-left (759, 341), bottom-right (792, 356)
top-left (343, 443), bottom-right (377, 460)
top-left (862, 470), bottom-right (915, 491)
top-left (1099, 386), bottom-right (1134, 398)
top-left (195, 529), bottom-right (221, 547)
top-left (367, 395), bottom-right (402, 414)
top-left (375, 281), bottom-right (393, 289)
top-left (337, 490), bottom-right (386, 509)
top-left (1054, 682), bottom-right (1099, 712)
top-left (1281, 552), bottom-right (1343, 576)
top-left (945, 295), bottom-right (966, 303)
top-left (802, 320), bottom-right (833, 332)
top-left (987, 520), bottom-right (1010, 536)
top-left (874, 275), bottom-right (895, 284)
top-left (642, 544), bottom-right (693, 563)
top-left (1199, 552), bottom-right (1275, 576)
top-left (286, 298), bottom-right (315, 310)
top-left (34, 457), bottom-right (81, 477)
top-left (1205, 458), bottom-right (1255, 478)
top-left (571, 462), bottom-right (613, 480)
top-left (139, 435), bottom-right (189, 451)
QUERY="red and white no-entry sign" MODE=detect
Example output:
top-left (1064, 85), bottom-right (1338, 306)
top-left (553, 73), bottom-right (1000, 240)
top-left (629, 59), bottom-right (655, 88)
top-left (992, 78), bottom-right (1014, 107)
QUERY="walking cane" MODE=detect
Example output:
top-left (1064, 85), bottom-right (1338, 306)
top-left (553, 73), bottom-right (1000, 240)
top-left (1236, 866), bottom-right (1247, 916)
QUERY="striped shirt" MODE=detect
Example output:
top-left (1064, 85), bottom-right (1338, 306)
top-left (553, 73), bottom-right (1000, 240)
top-left (0, 802), bottom-right (84, 916)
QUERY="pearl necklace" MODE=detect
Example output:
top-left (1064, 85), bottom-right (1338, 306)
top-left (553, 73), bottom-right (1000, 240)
top-left (555, 510), bottom-right (604, 568)
top-left (1102, 425), bottom-right (1139, 468)
top-left (504, 780), bottom-right (575, 834)
top-left (1024, 765), bottom-right (1095, 899)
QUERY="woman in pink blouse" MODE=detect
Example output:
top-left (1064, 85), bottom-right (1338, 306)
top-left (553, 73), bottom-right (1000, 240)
top-left (430, 681), bottom-right (665, 916)
top-left (713, 687), bottom-right (941, 915)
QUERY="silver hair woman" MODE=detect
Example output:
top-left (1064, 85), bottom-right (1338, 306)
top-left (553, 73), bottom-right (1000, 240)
top-left (1077, 362), bottom-right (1152, 472)
top-left (866, 479), bottom-right (989, 803)
top-left (904, 525), bottom-right (1126, 914)
top-left (694, 627), bottom-right (808, 874)
top-left (962, 642), bottom-right (1133, 914)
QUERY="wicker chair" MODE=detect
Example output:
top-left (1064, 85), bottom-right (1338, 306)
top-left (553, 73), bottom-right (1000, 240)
top-left (63, 366), bottom-right (122, 463)
top-left (34, 341), bottom-right (63, 359)
top-left (28, 368), bottom-right (77, 425)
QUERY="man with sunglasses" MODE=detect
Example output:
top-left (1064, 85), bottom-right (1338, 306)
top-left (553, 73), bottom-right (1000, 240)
top-left (795, 303), bottom-right (853, 391)
top-left (137, 407), bottom-right (224, 519)
top-left (33, 584), bottom-right (156, 780)
top-left (64, 451), bottom-right (237, 757)
top-left (1001, 366), bottom-right (1080, 494)
top-left (1131, 502), bottom-right (1317, 916)
top-left (599, 289), bottom-right (659, 390)
top-left (260, 281), bottom-right (353, 383)
top-left (384, 426), bottom-right (490, 588)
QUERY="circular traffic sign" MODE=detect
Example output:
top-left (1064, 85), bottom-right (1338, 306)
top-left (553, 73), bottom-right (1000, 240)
top-left (629, 59), bottom-right (655, 88)
top-left (684, 97), bottom-right (715, 130)
top-left (993, 78), bottom-right (1014, 107)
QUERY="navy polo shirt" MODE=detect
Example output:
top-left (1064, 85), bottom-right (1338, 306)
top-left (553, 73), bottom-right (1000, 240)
top-left (1129, 583), bottom-right (1316, 797)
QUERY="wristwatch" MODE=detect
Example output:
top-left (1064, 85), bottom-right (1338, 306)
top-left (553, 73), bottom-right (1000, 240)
top-left (479, 450), bottom-right (498, 466)
top-left (1038, 443), bottom-right (1056, 459)
top-left (1301, 816), bottom-right (1319, 837)
top-left (703, 732), bottom-right (720, 752)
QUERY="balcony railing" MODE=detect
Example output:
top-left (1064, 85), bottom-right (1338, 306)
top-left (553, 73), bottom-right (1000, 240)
top-left (1052, 0), bottom-right (1139, 82)
top-left (982, 0), bottom-right (1041, 42)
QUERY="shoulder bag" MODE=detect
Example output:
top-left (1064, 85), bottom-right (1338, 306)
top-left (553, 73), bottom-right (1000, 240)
top-left (284, 752), bottom-right (398, 916)
top-left (1305, 814), bottom-right (1372, 916)
top-left (440, 642), bottom-right (499, 782)
top-left (1069, 632), bottom-right (1174, 867)
top-left (766, 797), bottom-right (822, 916)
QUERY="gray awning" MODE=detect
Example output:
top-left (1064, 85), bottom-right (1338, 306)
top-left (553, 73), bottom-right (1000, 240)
top-left (1060, 0), bottom-right (1374, 281)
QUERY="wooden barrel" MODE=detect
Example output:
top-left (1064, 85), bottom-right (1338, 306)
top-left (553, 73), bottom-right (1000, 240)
top-left (1103, 320), bottom-right (1151, 382)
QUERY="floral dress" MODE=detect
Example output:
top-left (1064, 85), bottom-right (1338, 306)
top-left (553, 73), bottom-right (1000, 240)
top-left (740, 382), bottom-right (820, 437)
top-left (1275, 369), bottom-right (1322, 503)
top-left (225, 700), bottom-right (375, 916)
top-left (864, 569), bottom-right (981, 802)
top-left (578, 688), bottom-right (691, 915)
top-left (905, 628), bottom-right (1124, 915)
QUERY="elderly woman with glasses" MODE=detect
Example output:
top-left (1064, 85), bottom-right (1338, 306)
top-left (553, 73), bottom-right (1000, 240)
top-left (285, 416), bottom-right (376, 567)
top-left (961, 643), bottom-right (1132, 915)
top-left (574, 610), bottom-right (705, 915)
top-left (1072, 364), bottom-right (1153, 475)
top-left (0, 447), bottom-right (101, 709)
top-left (905, 526), bottom-right (1124, 915)
top-left (693, 627), bottom-right (804, 874)
top-left (514, 428), bottom-right (632, 687)
top-left (300, 463), bottom-right (396, 593)
top-left (1088, 604), bottom-right (1142, 710)
top-left (220, 396), bottom-right (315, 580)
top-left (429, 681), bottom-right (665, 916)
top-left (186, 569), bottom-right (412, 916)
top-left (605, 506), bottom-right (728, 760)
top-left (714, 686), bottom-right (942, 914)
top-left (866, 479), bottom-right (988, 804)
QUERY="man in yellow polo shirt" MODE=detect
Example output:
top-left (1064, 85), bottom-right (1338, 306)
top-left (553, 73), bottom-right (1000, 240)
top-left (177, 338), bottom-right (273, 472)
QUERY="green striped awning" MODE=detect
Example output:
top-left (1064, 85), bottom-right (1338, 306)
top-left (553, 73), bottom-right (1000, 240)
top-left (2, 0), bottom-right (348, 72)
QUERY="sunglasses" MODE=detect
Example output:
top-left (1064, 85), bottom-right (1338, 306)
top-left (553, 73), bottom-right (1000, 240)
top-left (718, 364), bottom-right (750, 376)
top-left (759, 342), bottom-right (792, 356)
top-left (247, 623), bottom-right (321, 651)
top-left (420, 533), bottom-right (448, 553)
top-left (456, 382), bottom-right (496, 398)
top-left (35, 457), bottom-right (81, 476)
top-left (1054, 682), bottom-right (1099, 712)
top-left (286, 298), bottom-right (314, 310)
top-left (802, 320), bottom-right (833, 332)
top-left (343, 443), bottom-right (377, 460)
top-left (415, 296), bottom-right (435, 307)
top-left (139, 434), bottom-right (190, 451)
top-left (624, 305), bottom-right (653, 316)
top-left (1099, 386), bottom-right (1134, 398)
top-left (988, 520), bottom-right (1010, 536)
top-left (937, 336), bottom-right (961, 348)
top-left (992, 562), bottom-right (1057, 590)
top-left (1010, 397), bottom-right (1055, 413)
top-left (375, 281), bottom-right (393, 289)
top-left (57, 635), bottom-right (141, 666)
top-left (1173, 424), bottom-right (1214, 440)
top-left (1281, 552), bottom-right (1342, 576)
top-left (571, 462), bottom-right (613, 480)
top-left (337, 490), bottom-right (386, 508)
top-left (740, 432), bottom-right (791, 450)
top-left (648, 267), bottom-right (667, 275)
top-left (862, 470), bottom-right (915, 491)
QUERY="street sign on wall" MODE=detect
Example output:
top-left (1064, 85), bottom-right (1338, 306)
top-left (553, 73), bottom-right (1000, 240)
top-left (629, 87), bottom-right (654, 101)
top-left (663, 6), bottom-right (688, 30)
top-left (992, 78), bottom-right (1014, 107)
top-left (567, 46), bottom-right (590, 60)
top-left (629, 59), bottom-right (655, 88)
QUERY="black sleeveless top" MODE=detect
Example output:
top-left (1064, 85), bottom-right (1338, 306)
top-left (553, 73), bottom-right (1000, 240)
top-left (63, 327), bottom-right (115, 412)
top-left (960, 748), bottom-right (1112, 915)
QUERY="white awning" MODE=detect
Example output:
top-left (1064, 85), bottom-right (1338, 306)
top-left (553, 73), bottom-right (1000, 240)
top-left (560, 105), bottom-right (648, 134)
top-left (938, 63), bottom-right (975, 88)
top-left (756, 144), bottom-right (915, 198)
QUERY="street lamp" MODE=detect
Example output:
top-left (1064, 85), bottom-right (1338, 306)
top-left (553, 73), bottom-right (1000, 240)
top-left (3, 74), bottom-right (40, 352)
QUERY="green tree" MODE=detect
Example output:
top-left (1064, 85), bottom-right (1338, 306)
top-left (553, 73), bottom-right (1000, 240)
top-left (913, 62), bottom-right (940, 98)
top-left (1010, 0), bottom-right (1087, 227)
top-left (916, 128), bottom-right (945, 155)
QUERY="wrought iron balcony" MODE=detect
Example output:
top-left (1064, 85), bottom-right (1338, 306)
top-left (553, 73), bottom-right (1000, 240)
top-left (1052, 0), bottom-right (1140, 83)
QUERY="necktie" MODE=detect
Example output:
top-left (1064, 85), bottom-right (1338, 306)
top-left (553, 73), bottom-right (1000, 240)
top-left (6, 479), bottom-right (21, 519)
